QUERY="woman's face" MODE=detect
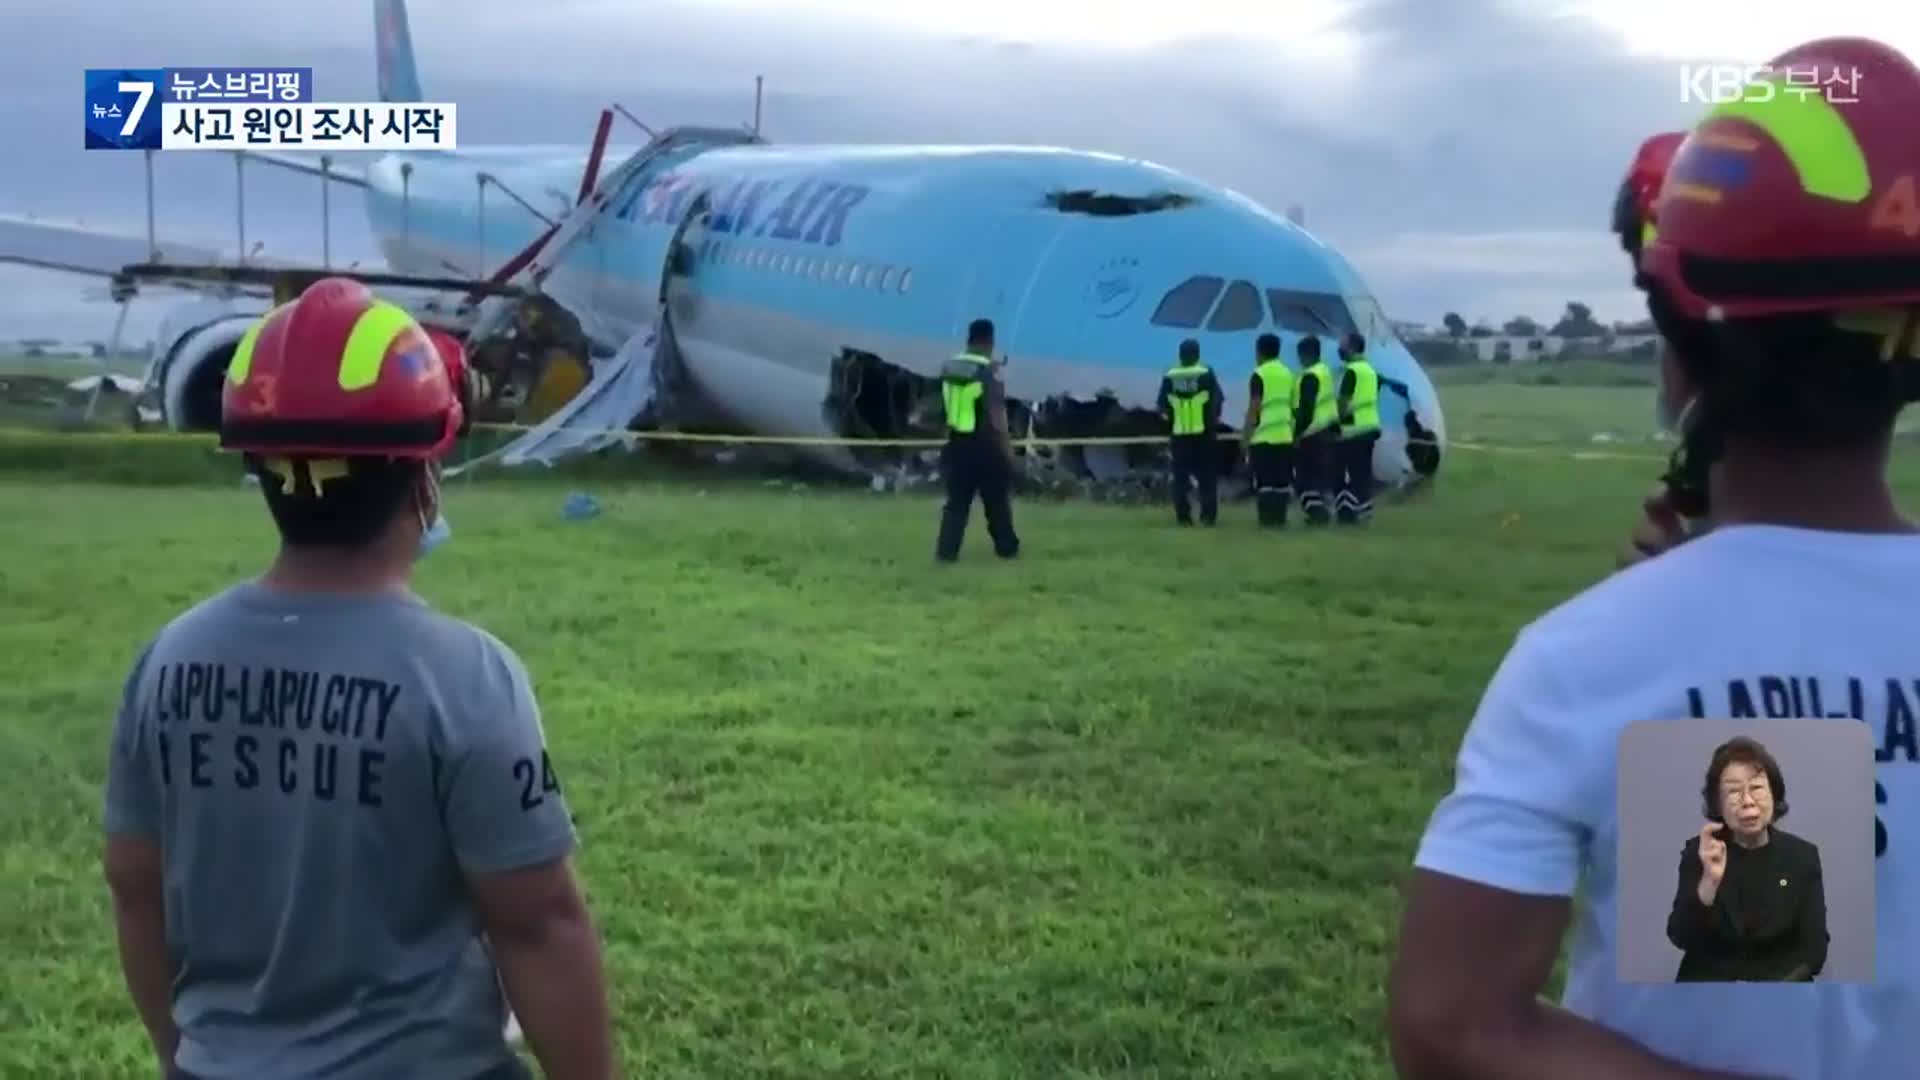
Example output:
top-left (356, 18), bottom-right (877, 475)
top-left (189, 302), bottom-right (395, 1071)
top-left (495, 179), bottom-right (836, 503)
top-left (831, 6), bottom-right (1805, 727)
top-left (1718, 762), bottom-right (1774, 837)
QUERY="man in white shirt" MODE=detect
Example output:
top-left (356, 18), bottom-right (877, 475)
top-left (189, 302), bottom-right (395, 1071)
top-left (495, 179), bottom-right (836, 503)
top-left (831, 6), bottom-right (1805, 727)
top-left (1386, 36), bottom-right (1920, 1080)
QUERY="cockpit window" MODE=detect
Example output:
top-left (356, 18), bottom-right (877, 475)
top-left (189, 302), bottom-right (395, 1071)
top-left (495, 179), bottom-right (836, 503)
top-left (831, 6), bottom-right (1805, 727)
top-left (1345, 293), bottom-right (1395, 343)
top-left (1206, 280), bottom-right (1263, 331)
top-left (1151, 275), bottom-right (1225, 328)
top-left (1266, 288), bottom-right (1356, 336)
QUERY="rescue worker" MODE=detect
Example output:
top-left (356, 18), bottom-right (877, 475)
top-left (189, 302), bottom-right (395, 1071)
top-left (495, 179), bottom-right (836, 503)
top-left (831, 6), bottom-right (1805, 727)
top-left (1156, 338), bottom-right (1224, 526)
top-left (100, 278), bottom-right (617, 1080)
top-left (1390, 36), bottom-right (1920, 1080)
top-left (1242, 332), bottom-right (1296, 526)
top-left (1333, 331), bottom-right (1381, 525)
top-left (1290, 334), bottom-right (1339, 525)
top-left (935, 318), bottom-right (1020, 561)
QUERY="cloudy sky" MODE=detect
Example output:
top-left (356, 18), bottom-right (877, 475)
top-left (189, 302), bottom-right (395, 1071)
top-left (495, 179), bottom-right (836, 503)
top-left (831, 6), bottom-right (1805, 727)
top-left (2, 0), bottom-right (1915, 342)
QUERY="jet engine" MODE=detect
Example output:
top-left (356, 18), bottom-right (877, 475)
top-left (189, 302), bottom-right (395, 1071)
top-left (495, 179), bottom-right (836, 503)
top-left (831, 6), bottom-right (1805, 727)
top-left (148, 313), bottom-right (262, 431)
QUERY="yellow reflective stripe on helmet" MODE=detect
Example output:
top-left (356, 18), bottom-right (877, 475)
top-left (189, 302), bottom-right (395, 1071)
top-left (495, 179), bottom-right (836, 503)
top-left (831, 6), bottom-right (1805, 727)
top-left (226, 303), bottom-right (289, 385)
top-left (1706, 84), bottom-right (1870, 203)
top-left (339, 301), bottom-right (418, 391)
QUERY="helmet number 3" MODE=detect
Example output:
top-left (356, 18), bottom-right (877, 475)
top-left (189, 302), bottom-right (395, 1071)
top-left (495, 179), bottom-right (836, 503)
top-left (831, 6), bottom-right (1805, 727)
top-left (1868, 174), bottom-right (1920, 238)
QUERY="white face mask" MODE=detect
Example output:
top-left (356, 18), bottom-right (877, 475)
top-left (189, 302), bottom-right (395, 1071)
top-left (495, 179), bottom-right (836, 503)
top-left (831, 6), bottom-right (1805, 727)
top-left (1656, 360), bottom-right (1701, 436)
top-left (417, 512), bottom-right (452, 559)
top-left (414, 470), bottom-right (451, 560)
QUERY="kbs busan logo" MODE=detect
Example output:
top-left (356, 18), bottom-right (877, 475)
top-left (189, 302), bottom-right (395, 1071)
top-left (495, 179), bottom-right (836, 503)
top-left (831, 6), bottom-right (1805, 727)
top-left (1680, 64), bottom-right (1862, 105)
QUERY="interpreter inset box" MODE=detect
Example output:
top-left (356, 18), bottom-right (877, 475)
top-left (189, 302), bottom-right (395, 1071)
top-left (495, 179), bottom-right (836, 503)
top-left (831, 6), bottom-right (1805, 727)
top-left (1615, 719), bottom-right (1874, 984)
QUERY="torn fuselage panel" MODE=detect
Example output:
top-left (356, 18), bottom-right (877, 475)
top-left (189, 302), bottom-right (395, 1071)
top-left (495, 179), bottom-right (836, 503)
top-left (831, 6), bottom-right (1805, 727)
top-left (1043, 189), bottom-right (1195, 216)
top-left (822, 350), bottom-right (1217, 495)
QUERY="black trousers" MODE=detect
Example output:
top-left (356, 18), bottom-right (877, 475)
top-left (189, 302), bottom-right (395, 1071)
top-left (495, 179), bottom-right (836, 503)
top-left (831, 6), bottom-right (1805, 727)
top-left (1294, 432), bottom-right (1336, 524)
top-left (1168, 434), bottom-right (1218, 525)
top-left (936, 438), bottom-right (1020, 560)
top-left (1335, 431), bottom-right (1380, 523)
top-left (1247, 442), bottom-right (1295, 527)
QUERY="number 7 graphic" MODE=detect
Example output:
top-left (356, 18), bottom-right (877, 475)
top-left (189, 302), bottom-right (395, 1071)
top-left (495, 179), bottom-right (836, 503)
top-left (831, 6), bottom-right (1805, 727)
top-left (118, 80), bottom-right (152, 138)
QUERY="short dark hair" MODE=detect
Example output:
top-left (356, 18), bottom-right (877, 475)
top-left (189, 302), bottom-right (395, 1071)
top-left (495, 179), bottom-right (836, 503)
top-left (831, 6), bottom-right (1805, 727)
top-left (1179, 338), bottom-right (1200, 362)
top-left (1298, 335), bottom-right (1321, 359)
top-left (1701, 735), bottom-right (1789, 822)
top-left (1345, 332), bottom-right (1366, 354)
top-left (1256, 333), bottom-right (1281, 359)
top-left (247, 454), bottom-right (425, 550)
top-left (1651, 286), bottom-right (1913, 452)
top-left (967, 318), bottom-right (994, 348)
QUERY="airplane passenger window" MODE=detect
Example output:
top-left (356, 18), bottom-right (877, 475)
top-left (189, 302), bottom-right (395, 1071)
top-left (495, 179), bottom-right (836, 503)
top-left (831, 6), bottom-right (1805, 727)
top-left (899, 268), bottom-right (913, 292)
top-left (779, 254), bottom-right (793, 273)
top-left (1150, 275), bottom-right (1225, 328)
top-left (1206, 280), bottom-right (1263, 331)
top-left (836, 262), bottom-right (852, 284)
top-left (879, 266), bottom-right (896, 290)
top-left (1266, 288), bottom-right (1356, 336)
top-left (851, 265), bottom-right (868, 286)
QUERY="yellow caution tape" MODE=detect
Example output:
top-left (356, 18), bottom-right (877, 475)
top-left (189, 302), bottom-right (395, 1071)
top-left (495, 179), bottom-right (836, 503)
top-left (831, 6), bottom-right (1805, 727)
top-left (0, 423), bottom-right (1667, 460)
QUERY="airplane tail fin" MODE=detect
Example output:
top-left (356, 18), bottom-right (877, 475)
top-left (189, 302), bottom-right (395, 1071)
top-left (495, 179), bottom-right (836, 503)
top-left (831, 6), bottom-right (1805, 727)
top-left (373, 0), bottom-right (424, 103)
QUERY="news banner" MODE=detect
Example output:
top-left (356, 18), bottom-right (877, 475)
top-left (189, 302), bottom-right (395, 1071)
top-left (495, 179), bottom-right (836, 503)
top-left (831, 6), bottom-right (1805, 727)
top-left (84, 66), bottom-right (456, 151)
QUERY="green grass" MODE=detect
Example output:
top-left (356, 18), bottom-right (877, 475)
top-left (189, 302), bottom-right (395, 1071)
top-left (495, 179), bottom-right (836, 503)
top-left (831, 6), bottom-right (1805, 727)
top-left (2, 388), bottom-right (1917, 1078)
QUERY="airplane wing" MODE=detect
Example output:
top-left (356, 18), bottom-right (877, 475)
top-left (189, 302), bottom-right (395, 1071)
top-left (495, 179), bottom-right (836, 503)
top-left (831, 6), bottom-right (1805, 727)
top-left (237, 149), bottom-right (369, 185)
top-left (0, 213), bottom-right (224, 278)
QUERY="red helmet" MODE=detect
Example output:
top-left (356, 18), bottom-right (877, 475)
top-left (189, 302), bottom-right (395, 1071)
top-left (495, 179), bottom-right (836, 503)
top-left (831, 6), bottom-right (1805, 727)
top-left (1613, 131), bottom-right (1685, 262)
top-left (423, 326), bottom-right (476, 437)
top-left (1637, 37), bottom-right (1920, 320)
top-left (220, 277), bottom-right (463, 458)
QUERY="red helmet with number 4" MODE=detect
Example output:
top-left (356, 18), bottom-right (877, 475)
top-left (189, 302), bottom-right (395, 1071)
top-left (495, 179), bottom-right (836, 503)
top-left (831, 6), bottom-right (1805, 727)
top-left (220, 277), bottom-right (464, 458)
top-left (1632, 37), bottom-right (1920, 321)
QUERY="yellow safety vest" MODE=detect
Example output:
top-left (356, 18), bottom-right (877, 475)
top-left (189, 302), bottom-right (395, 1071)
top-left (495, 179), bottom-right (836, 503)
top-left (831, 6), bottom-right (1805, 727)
top-left (1250, 360), bottom-right (1295, 445)
top-left (1293, 361), bottom-right (1338, 437)
top-left (1164, 362), bottom-right (1212, 436)
top-left (942, 352), bottom-right (991, 434)
top-left (1341, 357), bottom-right (1380, 437)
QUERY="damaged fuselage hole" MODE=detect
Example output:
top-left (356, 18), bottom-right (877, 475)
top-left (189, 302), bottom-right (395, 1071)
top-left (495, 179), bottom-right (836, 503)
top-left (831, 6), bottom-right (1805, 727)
top-left (824, 349), bottom-right (1214, 487)
top-left (1043, 190), bottom-right (1195, 216)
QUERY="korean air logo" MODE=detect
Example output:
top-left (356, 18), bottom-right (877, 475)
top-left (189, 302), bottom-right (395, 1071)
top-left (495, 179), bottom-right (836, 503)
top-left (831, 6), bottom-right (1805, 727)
top-left (1087, 256), bottom-right (1140, 318)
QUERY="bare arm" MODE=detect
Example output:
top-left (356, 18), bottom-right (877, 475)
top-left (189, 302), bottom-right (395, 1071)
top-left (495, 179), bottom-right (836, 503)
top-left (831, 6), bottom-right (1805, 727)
top-left (101, 644), bottom-right (175, 1070)
top-left (471, 858), bottom-right (617, 1079)
top-left (1388, 870), bottom-right (1780, 1080)
top-left (103, 835), bottom-right (178, 1070)
top-left (1243, 375), bottom-right (1261, 440)
top-left (441, 645), bottom-right (617, 1079)
top-left (986, 373), bottom-right (1015, 462)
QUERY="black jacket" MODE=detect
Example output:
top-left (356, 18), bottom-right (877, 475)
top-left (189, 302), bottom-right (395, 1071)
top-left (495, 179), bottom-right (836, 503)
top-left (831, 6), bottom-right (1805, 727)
top-left (1666, 826), bottom-right (1828, 982)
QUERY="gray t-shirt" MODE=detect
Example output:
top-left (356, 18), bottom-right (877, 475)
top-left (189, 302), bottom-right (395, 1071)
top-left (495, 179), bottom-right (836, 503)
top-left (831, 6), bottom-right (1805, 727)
top-left (103, 582), bottom-right (576, 1079)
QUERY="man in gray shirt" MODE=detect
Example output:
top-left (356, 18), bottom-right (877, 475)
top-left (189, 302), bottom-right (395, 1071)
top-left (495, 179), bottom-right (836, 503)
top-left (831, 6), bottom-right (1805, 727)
top-left (100, 279), bottom-right (617, 1079)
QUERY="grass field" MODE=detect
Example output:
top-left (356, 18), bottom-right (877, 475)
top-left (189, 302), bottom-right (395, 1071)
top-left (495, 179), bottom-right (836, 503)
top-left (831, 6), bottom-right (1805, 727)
top-left (3, 383), bottom-right (1917, 1079)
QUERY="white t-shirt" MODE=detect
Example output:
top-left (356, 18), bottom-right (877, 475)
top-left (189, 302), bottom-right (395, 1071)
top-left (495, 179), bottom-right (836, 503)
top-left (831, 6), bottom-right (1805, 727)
top-left (1414, 524), bottom-right (1918, 1080)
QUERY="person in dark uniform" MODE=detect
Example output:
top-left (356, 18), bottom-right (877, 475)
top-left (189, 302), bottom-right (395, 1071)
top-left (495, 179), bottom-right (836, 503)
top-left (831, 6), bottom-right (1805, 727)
top-left (1666, 736), bottom-right (1827, 982)
top-left (1242, 332), bottom-right (1296, 527)
top-left (935, 318), bottom-right (1020, 562)
top-left (1381, 376), bottom-right (1441, 481)
top-left (1155, 338), bottom-right (1224, 526)
top-left (1290, 335), bottom-right (1339, 525)
top-left (1333, 331), bottom-right (1382, 525)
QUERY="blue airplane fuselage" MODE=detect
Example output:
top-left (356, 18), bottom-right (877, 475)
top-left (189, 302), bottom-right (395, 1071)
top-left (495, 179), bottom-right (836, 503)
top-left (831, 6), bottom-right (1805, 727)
top-left (355, 137), bottom-right (1445, 479)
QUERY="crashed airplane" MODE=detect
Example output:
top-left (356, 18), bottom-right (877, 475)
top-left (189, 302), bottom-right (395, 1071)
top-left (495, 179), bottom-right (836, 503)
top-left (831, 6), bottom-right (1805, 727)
top-left (0, 0), bottom-right (1447, 491)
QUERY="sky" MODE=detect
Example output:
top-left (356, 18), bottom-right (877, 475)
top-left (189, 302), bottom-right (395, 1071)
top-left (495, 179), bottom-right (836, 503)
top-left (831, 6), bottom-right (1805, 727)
top-left (1, 0), bottom-right (1915, 343)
